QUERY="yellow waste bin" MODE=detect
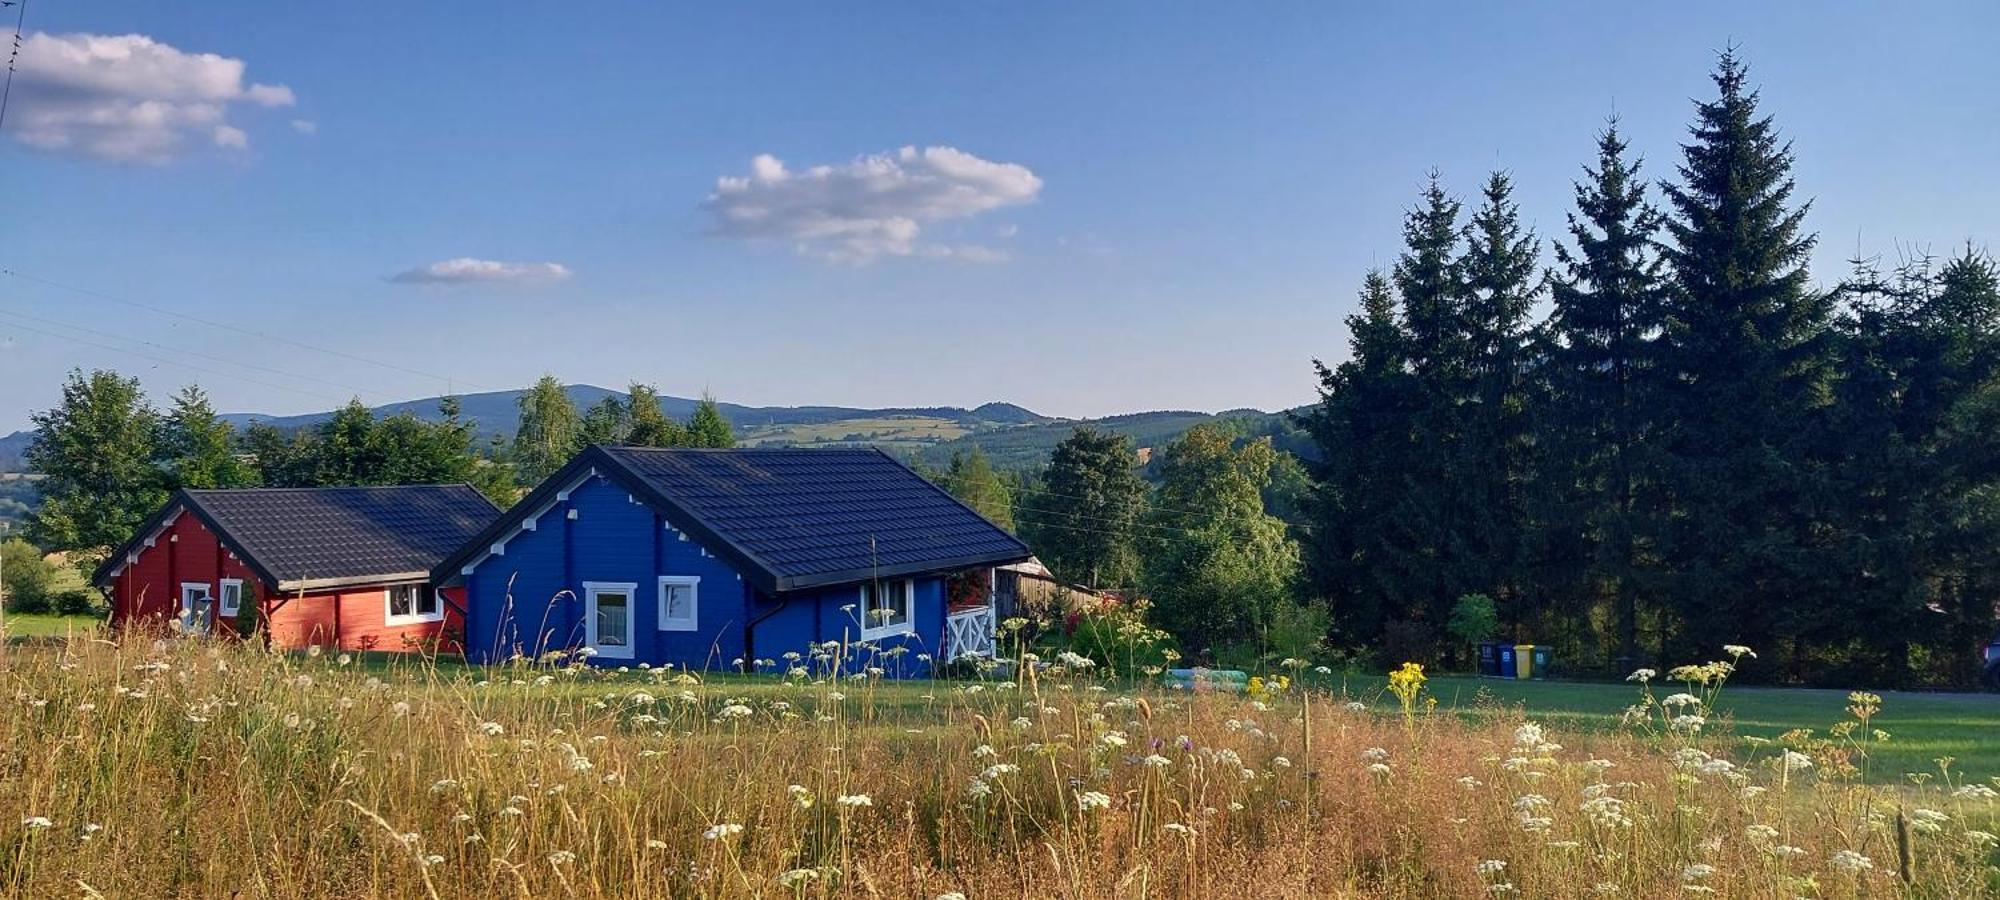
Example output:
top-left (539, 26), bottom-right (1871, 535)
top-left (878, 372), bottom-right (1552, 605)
top-left (1514, 644), bottom-right (1535, 679)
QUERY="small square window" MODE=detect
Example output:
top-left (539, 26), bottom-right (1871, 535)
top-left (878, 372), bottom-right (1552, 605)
top-left (859, 579), bottom-right (913, 639)
top-left (659, 576), bottom-right (699, 631)
top-left (385, 584), bottom-right (442, 625)
top-left (218, 579), bottom-right (243, 617)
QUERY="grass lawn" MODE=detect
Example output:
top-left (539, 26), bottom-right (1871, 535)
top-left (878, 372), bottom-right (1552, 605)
top-left (345, 654), bottom-right (2000, 783)
top-left (1, 612), bottom-right (104, 640)
top-left (1328, 671), bottom-right (2000, 781)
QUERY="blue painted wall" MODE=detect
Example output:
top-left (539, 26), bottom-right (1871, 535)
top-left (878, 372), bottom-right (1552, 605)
top-left (748, 577), bottom-right (946, 677)
top-left (461, 471), bottom-right (946, 676)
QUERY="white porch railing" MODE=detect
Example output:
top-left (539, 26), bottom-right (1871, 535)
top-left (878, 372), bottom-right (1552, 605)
top-left (944, 605), bottom-right (996, 661)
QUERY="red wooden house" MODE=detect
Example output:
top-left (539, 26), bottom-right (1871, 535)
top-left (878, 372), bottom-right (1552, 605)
top-left (93, 485), bottom-right (499, 652)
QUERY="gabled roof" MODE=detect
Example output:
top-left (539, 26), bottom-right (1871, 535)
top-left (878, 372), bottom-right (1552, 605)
top-left (95, 485), bottom-right (501, 592)
top-left (436, 445), bottom-right (1032, 594)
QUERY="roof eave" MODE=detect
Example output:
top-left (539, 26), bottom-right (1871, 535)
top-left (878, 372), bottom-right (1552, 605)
top-left (771, 547), bottom-right (1034, 593)
top-left (273, 572), bottom-right (432, 593)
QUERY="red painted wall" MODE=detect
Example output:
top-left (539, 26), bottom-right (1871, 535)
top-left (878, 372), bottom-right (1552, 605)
top-left (110, 510), bottom-right (260, 633)
top-left (109, 508), bottom-right (462, 654)
top-left (265, 585), bottom-right (465, 653)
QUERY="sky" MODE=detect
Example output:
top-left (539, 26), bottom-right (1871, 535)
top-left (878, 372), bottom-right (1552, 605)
top-left (2, 1), bottom-right (1997, 431)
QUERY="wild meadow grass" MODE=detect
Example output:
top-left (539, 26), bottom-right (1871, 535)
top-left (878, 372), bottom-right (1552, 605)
top-left (2, 637), bottom-right (1997, 898)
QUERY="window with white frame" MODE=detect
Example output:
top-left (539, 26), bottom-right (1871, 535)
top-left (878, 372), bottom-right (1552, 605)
top-left (178, 583), bottom-right (214, 634)
top-left (584, 581), bottom-right (637, 659)
top-left (384, 583), bottom-right (443, 625)
top-left (218, 578), bottom-right (244, 617)
top-left (658, 576), bottom-right (700, 631)
top-left (858, 578), bottom-right (914, 638)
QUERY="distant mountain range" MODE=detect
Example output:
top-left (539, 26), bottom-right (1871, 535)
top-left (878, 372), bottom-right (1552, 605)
top-left (0, 385), bottom-right (1298, 474)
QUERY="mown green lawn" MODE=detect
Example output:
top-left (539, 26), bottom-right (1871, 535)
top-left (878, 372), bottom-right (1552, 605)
top-left (1329, 672), bottom-right (2000, 782)
top-left (84, 640), bottom-right (2000, 783)
top-left (1, 613), bottom-right (103, 639)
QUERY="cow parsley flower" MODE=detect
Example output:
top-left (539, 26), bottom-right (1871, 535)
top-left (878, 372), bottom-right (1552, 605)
top-left (1075, 791), bottom-right (1112, 813)
top-left (835, 794), bottom-right (873, 809)
top-left (21, 816), bottom-right (53, 830)
top-left (1830, 849), bottom-right (1873, 872)
top-left (477, 721), bottom-right (505, 737)
top-left (702, 823), bottom-right (744, 841)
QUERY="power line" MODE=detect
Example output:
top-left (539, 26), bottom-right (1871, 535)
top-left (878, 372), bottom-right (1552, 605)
top-left (0, 0), bottom-right (25, 133)
top-left (0, 306), bottom-right (395, 402)
top-left (1009, 483), bottom-right (1312, 531)
top-left (1, 267), bottom-right (494, 392)
top-left (1010, 502), bottom-right (1314, 539)
top-left (0, 317), bottom-right (354, 403)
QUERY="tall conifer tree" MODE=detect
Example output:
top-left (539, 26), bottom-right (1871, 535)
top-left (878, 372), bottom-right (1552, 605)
top-left (1539, 123), bottom-right (1665, 664)
top-left (1656, 51), bottom-right (1833, 660)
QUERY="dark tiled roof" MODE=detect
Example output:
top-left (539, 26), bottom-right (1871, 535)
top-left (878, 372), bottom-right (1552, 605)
top-left (98, 485), bottom-right (500, 591)
top-left (437, 446), bottom-right (1031, 593)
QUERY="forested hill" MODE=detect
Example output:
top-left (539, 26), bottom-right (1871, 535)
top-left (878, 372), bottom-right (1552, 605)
top-left (0, 386), bottom-right (1296, 474)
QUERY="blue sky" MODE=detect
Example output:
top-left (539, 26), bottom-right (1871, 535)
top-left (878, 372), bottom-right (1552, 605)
top-left (3, 1), bottom-right (1996, 430)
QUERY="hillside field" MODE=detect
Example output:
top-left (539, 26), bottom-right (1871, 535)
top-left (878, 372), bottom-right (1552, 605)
top-left (3, 635), bottom-right (1997, 897)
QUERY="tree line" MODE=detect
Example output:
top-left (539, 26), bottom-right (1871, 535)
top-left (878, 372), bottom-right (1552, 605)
top-left (16, 372), bottom-right (735, 568)
top-left (1298, 52), bottom-right (2000, 686)
top-left (934, 423), bottom-right (1313, 667)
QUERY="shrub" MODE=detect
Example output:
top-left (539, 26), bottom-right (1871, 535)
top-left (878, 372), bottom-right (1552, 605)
top-left (2, 538), bottom-right (57, 613)
top-left (51, 589), bottom-right (97, 617)
top-left (1447, 593), bottom-right (1500, 646)
top-left (1040, 596), bottom-right (1178, 675)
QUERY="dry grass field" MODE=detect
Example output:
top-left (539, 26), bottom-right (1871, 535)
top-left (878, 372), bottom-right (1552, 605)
top-left (2, 637), bottom-right (1997, 898)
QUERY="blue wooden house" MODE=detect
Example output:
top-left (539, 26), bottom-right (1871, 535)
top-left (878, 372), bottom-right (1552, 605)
top-left (432, 445), bottom-right (1031, 674)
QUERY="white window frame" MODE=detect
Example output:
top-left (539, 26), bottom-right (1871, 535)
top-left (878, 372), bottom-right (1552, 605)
top-left (657, 576), bottom-right (700, 632)
top-left (858, 579), bottom-right (915, 640)
top-left (179, 582), bottom-right (213, 635)
top-left (584, 581), bottom-right (638, 659)
top-left (383, 583), bottom-right (444, 626)
top-left (218, 578), bottom-right (244, 617)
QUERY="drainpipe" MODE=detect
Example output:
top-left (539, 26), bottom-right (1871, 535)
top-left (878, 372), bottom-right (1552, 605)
top-left (742, 584), bottom-right (790, 673)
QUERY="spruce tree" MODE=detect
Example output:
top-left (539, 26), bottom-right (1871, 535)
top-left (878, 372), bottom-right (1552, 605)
top-left (1455, 171), bottom-right (1540, 624)
top-left (513, 375), bottom-right (581, 484)
top-left (1656, 51), bottom-right (1834, 662)
top-left (1384, 175), bottom-right (1478, 643)
top-left (684, 395), bottom-right (735, 448)
top-left (939, 447), bottom-right (1014, 530)
top-left (1299, 270), bottom-right (1416, 645)
top-left (1540, 122), bottom-right (1666, 665)
top-left (1018, 428), bottom-right (1146, 589)
top-left (579, 395), bottom-right (631, 446)
top-left (156, 385), bottom-right (256, 490)
top-left (312, 399), bottom-right (384, 486)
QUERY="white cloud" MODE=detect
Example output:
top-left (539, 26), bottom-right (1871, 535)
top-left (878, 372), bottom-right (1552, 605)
top-left (389, 258), bottom-right (574, 285)
top-left (705, 145), bottom-right (1040, 263)
top-left (8, 32), bottom-right (295, 164)
top-left (290, 119), bottom-right (317, 135)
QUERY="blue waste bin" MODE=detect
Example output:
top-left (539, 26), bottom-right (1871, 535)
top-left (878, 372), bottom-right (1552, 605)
top-left (1477, 641), bottom-right (1502, 677)
top-left (1496, 644), bottom-right (1517, 678)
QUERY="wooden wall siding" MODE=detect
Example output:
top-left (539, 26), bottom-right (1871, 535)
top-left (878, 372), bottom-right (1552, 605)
top-left (110, 506), bottom-right (459, 653)
top-left (746, 576), bottom-right (948, 675)
top-left (263, 586), bottom-right (465, 653)
top-left (463, 473), bottom-right (747, 666)
top-left (112, 510), bottom-right (259, 633)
